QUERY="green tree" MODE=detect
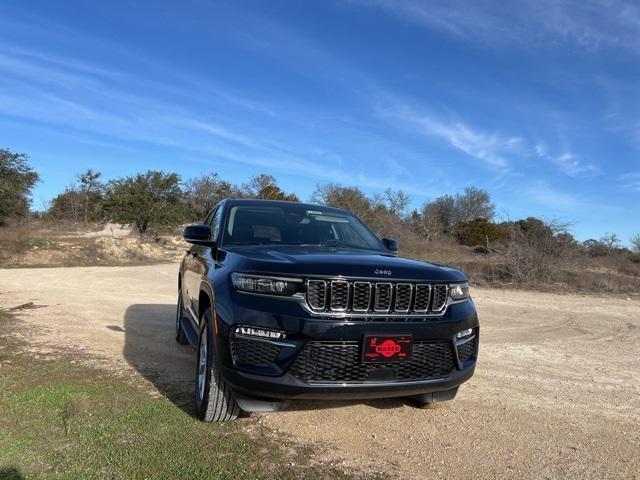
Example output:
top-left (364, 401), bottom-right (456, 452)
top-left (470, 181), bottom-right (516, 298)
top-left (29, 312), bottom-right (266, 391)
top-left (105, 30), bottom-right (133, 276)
top-left (456, 218), bottom-right (507, 246)
top-left (103, 170), bottom-right (185, 237)
top-left (0, 149), bottom-right (39, 225)
top-left (631, 234), bottom-right (640, 252)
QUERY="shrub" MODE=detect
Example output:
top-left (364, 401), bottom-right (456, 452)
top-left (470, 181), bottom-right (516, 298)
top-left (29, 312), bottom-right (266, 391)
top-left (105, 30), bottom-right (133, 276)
top-left (456, 218), bottom-right (507, 246)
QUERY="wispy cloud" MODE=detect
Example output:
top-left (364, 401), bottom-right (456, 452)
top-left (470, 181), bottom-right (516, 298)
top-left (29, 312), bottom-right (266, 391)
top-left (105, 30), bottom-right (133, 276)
top-left (0, 43), bottom-right (430, 194)
top-left (620, 172), bottom-right (640, 192)
top-left (351, 0), bottom-right (640, 53)
top-left (370, 91), bottom-right (603, 178)
top-left (374, 101), bottom-right (519, 170)
top-left (534, 144), bottom-right (600, 177)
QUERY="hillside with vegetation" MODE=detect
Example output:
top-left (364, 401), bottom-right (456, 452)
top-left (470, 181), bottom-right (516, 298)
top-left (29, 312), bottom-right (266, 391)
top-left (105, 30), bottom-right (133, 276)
top-left (1, 148), bottom-right (639, 294)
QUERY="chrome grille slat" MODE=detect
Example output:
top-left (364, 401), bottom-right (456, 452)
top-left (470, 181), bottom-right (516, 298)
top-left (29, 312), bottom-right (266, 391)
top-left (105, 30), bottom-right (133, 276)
top-left (413, 284), bottom-right (431, 312)
top-left (373, 283), bottom-right (392, 312)
top-left (431, 285), bottom-right (448, 312)
top-left (330, 280), bottom-right (349, 311)
top-left (352, 282), bottom-right (372, 312)
top-left (305, 279), bottom-right (458, 317)
top-left (394, 283), bottom-right (412, 312)
top-left (306, 280), bottom-right (326, 311)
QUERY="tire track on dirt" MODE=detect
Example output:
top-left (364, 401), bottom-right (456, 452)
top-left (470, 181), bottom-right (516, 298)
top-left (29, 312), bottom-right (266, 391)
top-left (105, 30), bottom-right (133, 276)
top-left (1, 265), bottom-right (639, 479)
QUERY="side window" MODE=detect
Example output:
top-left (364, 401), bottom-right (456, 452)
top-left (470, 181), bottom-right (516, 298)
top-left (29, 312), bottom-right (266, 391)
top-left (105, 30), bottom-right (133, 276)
top-left (208, 207), bottom-right (224, 242)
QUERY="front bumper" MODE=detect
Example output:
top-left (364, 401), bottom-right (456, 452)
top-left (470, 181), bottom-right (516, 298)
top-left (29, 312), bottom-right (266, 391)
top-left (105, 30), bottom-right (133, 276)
top-left (223, 362), bottom-right (475, 400)
top-left (214, 292), bottom-right (479, 402)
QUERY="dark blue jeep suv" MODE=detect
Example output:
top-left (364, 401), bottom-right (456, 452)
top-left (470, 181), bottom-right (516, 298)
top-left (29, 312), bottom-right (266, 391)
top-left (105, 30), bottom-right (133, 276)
top-left (177, 199), bottom-right (479, 421)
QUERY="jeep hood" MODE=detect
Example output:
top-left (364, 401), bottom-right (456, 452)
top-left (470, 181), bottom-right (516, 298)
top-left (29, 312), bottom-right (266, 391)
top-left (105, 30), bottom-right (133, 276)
top-left (227, 245), bottom-right (466, 282)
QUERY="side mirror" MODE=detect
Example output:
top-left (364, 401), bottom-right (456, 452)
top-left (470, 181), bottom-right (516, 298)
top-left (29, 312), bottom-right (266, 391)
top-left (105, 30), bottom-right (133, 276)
top-left (183, 224), bottom-right (215, 247)
top-left (382, 237), bottom-right (399, 253)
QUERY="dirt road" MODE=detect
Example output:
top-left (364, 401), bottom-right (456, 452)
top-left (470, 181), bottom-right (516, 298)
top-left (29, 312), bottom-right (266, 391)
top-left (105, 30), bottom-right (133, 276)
top-left (1, 264), bottom-right (639, 479)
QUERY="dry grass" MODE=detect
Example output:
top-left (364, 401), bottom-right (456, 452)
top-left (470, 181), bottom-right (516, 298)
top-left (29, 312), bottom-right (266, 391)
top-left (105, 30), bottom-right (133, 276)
top-left (403, 237), bottom-right (640, 295)
top-left (2, 220), bottom-right (638, 295)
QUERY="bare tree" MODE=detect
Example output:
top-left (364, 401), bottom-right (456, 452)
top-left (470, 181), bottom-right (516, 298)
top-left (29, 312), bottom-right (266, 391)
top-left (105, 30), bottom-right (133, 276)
top-left (421, 195), bottom-right (456, 233)
top-left (418, 187), bottom-right (495, 237)
top-left (311, 183), bottom-right (373, 222)
top-left (242, 174), bottom-right (298, 201)
top-left (77, 169), bottom-right (103, 222)
top-left (600, 233), bottom-right (621, 250)
top-left (184, 173), bottom-right (241, 220)
top-left (631, 234), bottom-right (640, 252)
top-left (383, 189), bottom-right (410, 218)
top-left (454, 187), bottom-right (495, 224)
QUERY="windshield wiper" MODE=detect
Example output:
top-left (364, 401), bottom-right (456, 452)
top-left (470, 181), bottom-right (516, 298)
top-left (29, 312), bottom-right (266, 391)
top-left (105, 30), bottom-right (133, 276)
top-left (228, 241), bottom-right (263, 246)
top-left (320, 239), bottom-right (342, 247)
top-left (317, 240), bottom-right (377, 251)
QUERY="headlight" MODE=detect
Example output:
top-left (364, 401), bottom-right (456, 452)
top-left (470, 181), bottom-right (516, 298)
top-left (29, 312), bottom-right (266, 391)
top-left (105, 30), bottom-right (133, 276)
top-left (234, 326), bottom-right (285, 339)
top-left (456, 328), bottom-right (473, 339)
top-left (231, 273), bottom-right (302, 296)
top-left (450, 283), bottom-right (470, 301)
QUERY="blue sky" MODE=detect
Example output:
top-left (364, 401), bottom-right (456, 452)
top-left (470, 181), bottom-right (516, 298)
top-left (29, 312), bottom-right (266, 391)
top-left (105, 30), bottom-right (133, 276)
top-left (1, 0), bottom-right (638, 243)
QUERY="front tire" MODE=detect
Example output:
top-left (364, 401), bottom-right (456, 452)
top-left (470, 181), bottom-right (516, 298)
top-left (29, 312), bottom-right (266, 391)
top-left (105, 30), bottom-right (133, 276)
top-left (175, 290), bottom-right (188, 345)
top-left (408, 387), bottom-right (459, 408)
top-left (195, 307), bottom-right (240, 422)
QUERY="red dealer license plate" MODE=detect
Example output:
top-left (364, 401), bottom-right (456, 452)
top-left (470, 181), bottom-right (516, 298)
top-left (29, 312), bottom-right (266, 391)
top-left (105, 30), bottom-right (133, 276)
top-left (362, 335), bottom-right (412, 363)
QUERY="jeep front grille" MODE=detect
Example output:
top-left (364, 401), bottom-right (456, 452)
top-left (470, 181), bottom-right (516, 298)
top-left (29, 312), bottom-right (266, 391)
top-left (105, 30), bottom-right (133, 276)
top-left (305, 279), bottom-right (450, 316)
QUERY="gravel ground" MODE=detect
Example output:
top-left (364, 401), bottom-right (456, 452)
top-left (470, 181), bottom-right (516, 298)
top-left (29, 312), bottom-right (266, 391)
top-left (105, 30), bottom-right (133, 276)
top-left (1, 264), bottom-right (638, 479)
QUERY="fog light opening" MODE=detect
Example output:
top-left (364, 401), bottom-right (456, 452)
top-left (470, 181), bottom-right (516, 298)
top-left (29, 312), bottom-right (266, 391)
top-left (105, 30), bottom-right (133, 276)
top-left (234, 326), bottom-right (285, 340)
top-left (456, 328), bottom-right (473, 339)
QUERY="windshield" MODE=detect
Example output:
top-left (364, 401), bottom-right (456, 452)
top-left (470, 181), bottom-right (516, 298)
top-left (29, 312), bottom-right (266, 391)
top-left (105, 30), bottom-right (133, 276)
top-left (223, 204), bottom-right (383, 251)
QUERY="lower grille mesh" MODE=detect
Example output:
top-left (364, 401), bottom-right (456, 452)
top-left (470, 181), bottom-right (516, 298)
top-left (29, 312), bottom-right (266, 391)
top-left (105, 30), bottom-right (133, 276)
top-left (289, 340), bottom-right (456, 383)
top-left (457, 337), bottom-right (476, 362)
top-left (230, 337), bottom-right (281, 367)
